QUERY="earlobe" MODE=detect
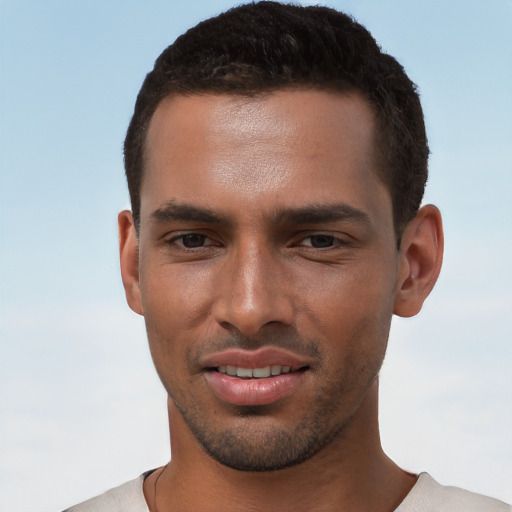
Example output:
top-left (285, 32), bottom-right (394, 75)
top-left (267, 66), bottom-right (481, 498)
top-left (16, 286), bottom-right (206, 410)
top-left (118, 210), bottom-right (144, 315)
top-left (393, 205), bottom-right (444, 318)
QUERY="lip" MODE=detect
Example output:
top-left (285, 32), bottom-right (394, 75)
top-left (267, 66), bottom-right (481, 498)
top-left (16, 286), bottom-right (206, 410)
top-left (201, 347), bottom-right (311, 406)
top-left (204, 370), bottom-right (306, 406)
top-left (200, 347), bottom-right (312, 371)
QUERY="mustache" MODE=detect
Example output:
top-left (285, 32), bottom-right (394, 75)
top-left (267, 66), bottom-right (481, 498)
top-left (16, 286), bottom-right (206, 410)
top-left (189, 330), bottom-right (323, 365)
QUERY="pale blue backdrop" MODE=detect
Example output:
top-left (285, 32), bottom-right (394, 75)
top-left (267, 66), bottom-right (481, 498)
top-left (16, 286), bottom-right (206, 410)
top-left (1, 1), bottom-right (511, 510)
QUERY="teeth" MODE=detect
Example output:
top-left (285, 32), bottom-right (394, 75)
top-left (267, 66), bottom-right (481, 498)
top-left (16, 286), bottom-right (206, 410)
top-left (216, 365), bottom-right (293, 378)
top-left (271, 365), bottom-right (282, 376)
top-left (236, 367), bottom-right (253, 378)
top-left (252, 366), bottom-right (271, 378)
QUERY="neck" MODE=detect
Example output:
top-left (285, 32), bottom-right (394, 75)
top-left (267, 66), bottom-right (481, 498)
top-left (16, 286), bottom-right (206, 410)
top-left (144, 381), bottom-right (416, 512)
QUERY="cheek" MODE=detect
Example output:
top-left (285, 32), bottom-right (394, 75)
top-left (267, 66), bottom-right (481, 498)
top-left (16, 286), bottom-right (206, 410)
top-left (141, 263), bottom-right (216, 328)
top-left (139, 264), bottom-right (217, 378)
top-left (299, 254), bottom-right (397, 317)
top-left (299, 262), bottom-right (395, 369)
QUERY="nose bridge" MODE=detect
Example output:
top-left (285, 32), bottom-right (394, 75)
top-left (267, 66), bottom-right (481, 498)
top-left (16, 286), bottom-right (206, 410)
top-left (214, 235), bottom-right (291, 334)
top-left (235, 238), bottom-right (270, 308)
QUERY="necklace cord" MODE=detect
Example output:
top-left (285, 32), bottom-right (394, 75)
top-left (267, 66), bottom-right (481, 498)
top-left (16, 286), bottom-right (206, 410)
top-left (153, 465), bottom-right (167, 512)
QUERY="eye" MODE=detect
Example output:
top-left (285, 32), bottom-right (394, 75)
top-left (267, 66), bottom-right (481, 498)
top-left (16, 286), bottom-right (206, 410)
top-left (167, 233), bottom-right (218, 249)
top-left (180, 233), bottom-right (207, 248)
top-left (301, 234), bottom-right (338, 248)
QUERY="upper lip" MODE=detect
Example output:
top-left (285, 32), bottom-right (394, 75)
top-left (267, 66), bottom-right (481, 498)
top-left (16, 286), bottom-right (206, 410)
top-left (200, 347), bottom-right (312, 371)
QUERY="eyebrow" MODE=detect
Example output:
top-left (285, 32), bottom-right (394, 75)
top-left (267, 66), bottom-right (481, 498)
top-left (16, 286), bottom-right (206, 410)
top-left (150, 200), bottom-right (370, 227)
top-left (151, 201), bottom-right (229, 225)
top-left (273, 203), bottom-right (371, 226)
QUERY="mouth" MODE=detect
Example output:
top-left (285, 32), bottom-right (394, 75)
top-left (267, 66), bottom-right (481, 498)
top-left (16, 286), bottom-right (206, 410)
top-left (213, 364), bottom-right (308, 379)
top-left (200, 346), bottom-right (313, 374)
top-left (202, 349), bottom-right (311, 406)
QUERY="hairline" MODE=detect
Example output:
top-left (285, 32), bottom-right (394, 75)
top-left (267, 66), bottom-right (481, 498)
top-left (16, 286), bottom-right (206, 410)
top-left (136, 85), bottom-right (399, 240)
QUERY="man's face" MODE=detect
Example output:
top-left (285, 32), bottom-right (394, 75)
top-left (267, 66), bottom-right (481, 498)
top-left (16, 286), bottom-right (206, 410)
top-left (132, 90), bottom-right (403, 471)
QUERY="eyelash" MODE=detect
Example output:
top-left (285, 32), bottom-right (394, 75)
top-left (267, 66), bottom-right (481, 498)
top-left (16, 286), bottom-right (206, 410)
top-left (166, 233), bottom-right (220, 249)
top-left (165, 232), bottom-right (349, 251)
top-left (297, 234), bottom-right (349, 249)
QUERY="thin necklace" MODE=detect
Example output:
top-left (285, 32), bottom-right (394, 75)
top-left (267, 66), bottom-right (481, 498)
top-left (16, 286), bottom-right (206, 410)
top-left (153, 464), bottom-right (168, 512)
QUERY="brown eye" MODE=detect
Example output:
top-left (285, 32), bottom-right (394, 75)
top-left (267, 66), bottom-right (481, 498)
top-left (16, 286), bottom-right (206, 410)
top-left (307, 235), bottom-right (335, 248)
top-left (181, 234), bottom-right (207, 248)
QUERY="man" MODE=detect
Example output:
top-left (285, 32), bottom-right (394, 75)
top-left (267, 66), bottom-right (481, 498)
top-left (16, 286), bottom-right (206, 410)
top-left (65, 2), bottom-right (510, 511)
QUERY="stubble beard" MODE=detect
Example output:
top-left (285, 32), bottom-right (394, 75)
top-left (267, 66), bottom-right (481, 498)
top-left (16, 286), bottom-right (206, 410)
top-left (171, 365), bottom-right (380, 472)
top-left (159, 325), bottom-right (388, 472)
top-left (175, 389), bottom-right (344, 471)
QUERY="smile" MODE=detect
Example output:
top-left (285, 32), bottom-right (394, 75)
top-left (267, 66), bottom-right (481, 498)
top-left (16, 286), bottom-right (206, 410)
top-left (201, 347), bottom-right (312, 406)
top-left (205, 366), bottom-right (308, 407)
top-left (217, 365), bottom-right (293, 378)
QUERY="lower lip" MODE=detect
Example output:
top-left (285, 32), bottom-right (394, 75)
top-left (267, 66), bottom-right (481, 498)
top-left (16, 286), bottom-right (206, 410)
top-left (204, 371), bottom-right (305, 406)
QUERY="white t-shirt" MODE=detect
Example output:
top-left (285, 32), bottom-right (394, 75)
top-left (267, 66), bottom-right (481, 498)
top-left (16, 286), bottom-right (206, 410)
top-left (63, 472), bottom-right (510, 511)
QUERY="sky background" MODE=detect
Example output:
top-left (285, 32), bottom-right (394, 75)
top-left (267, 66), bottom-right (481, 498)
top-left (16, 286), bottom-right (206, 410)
top-left (1, 0), bottom-right (511, 510)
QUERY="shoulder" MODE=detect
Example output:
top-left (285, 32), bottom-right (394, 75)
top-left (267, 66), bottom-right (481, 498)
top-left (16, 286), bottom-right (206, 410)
top-left (61, 473), bottom-right (149, 512)
top-left (396, 473), bottom-right (511, 512)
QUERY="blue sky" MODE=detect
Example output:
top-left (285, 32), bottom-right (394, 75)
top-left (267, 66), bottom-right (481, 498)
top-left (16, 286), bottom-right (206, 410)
top-left (1, 1), bottom-right (511, 510)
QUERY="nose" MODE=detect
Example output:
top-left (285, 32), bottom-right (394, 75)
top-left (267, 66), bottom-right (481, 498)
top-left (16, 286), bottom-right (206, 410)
top-left (212, 240), bottom-right (294, 336)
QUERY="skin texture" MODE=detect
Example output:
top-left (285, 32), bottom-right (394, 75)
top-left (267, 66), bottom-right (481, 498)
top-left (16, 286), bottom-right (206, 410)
top-left (119, 90), bottom-right (443, 511)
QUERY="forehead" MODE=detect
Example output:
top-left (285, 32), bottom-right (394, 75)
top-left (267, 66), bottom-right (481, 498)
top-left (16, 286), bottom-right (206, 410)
top-left (142, 89), bottom-right (390, 228)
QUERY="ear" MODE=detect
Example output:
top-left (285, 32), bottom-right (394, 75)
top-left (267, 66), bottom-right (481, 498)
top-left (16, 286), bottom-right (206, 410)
top-left (394, 204), bottom-right (444, 318)
top-left (118, 210), bottom-right (143, 315)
